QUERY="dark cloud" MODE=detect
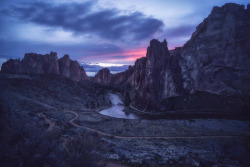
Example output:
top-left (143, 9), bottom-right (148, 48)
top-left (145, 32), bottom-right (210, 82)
top-left (4, 1), bottom-right (163, 41)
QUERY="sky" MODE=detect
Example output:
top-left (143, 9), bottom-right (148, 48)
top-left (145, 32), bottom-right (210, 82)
top-left (0, 0), bottom-right (249, 75)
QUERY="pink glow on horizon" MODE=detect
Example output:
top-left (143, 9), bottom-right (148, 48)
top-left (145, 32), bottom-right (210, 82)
top-left (81, 44), bottom-right (183, 65)
top-left (82, 48), bottom-right (147, 64)
top-left (123, 48), bottom-right (146, 61)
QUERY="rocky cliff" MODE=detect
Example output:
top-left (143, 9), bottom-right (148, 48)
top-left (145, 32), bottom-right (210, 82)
top-left (1, 52), bottom-right (88, 81)
top-left (58, 55), bottom-right (87, 81)
top-left (1, 52), bottom-right (60, 75)
top-left (93, 39), bottom-right (171, 109)
top-left (93, 3), bottom-right (250, 112)
top-left (131, 39), bottom-right (170, 109)
top-left (93, 68), bottom-right (113, 84)
top-left (172, 3), bottom-right (250, 97)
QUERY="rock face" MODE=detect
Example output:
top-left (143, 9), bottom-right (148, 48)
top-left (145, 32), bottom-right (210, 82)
top-left (93, 65), bottom-right (135, 85)
top-left (128, 57), bottom-right (146, 89)
top-left (172, 3), bottom-right (250, 97)
top-left (131, 40), bottom-right (170, 109)
top-left (0, 59), bottom-right (22, 74)
top-left (93, 39), bottom-right (171, 109)
top-left (93, 68), bottom-right (113, 84)
top-left (1, 52), bottom-right (87, 81)
top-left (58, 55), bottom-right (87, 81)
top-left (1, 52), bottom-right (60, 74)
top-left (93, 3), bottom-right (250, 112)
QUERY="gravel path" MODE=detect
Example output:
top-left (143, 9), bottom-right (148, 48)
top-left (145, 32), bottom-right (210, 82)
top-left (64, 110), bottom-right (243, 140)
top-left (37, 112), bottom-right (55, 131)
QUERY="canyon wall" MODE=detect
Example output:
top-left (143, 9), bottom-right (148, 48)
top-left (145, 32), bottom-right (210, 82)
top-left (173, 3), bottom-right (250, 97)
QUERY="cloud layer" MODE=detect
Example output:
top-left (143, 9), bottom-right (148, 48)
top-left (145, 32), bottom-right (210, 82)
top-left (5, 1), bottom-right (163, 41)
top-left (82, 63), bottom-right (129, 76)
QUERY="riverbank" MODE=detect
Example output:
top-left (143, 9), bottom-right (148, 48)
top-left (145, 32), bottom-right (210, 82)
top-left (99, 93), bottom-right (138, 119)
top-left (125, 103), bottom-right (250, 121)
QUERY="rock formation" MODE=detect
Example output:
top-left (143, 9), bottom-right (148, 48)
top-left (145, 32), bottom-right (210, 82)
top-left (124, 40), bottom-right (170, 110)
top-left (1, 52), bottom-right (87, 81)
top-left (93, 3), bottom-right (250, 112)
top-left (58, 55), bottom-right (87, 81)
top-left (1, 52), bottom-right (60, 75)
top-left (93, 39), bottom-right (171, 109)
top-left (172, 3), bottom-right (250, 97)
top-left (93, 68), bottom-right (113, 84)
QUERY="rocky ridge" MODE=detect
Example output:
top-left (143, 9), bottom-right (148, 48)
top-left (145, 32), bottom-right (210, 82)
top-left (1, 52), bottom-right (87, 81)
top-left (93, 3), bottom-right (250, 112)
top-left (173, 3), bottom-right (250, 96)
top-left (93, 68), bottom-right (113, 84)
top-left (58, 54), bottom-right (87, 81)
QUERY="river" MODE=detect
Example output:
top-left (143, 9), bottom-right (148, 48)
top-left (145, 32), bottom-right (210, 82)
top-left (99, 93), bottom-right (139, 119)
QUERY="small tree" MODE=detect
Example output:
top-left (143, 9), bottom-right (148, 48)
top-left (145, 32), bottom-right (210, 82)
top-left (65, 134), bottom-right (101, 167)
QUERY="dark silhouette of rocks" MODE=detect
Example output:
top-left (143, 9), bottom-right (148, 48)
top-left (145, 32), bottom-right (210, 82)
top-left (1, 52), bottom-right (60, 75)
top-left (93, 3), bottom-right (250, 111)
top-left (58, 54), bottom-right (87, 81)
top-left (138, 39), bottom-right (169, 109)
top-left (1, 52), bottom-right (87, 81)
top-left (93, 68), bottom-right (113, 84)
top-left (93, 65), bottom-right (135, 85)
top-left (173, 3), bottom-right (250, 97)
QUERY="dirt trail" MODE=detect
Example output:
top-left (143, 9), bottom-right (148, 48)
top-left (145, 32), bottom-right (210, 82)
top-left (64, 110), bottom-right (242, 140)
top-left (37, 112), bottom-right (55, 131)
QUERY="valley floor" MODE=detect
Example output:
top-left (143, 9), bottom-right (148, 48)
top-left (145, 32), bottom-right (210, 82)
top-left (0, 74), bottom-right (249, 166)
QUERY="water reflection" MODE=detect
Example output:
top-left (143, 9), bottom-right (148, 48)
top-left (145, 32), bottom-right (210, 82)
top-left (99, 93), bottom-right (138, 119)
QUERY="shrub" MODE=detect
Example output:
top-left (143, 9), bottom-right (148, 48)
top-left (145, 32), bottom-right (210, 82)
top-left (65, 134), bottom-right (101, 167)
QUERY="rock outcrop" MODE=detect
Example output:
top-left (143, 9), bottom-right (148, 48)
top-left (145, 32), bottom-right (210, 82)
top-left (1, 52), bottom-right (60, 74)
top-left (58, 55), bottom-right (87, 81)
top-left (93, 3), bottom-right (250, 112)
top-left (93, 39), bottom-right (171, 109)
top-left (1, 52), bottom-right (87, 81)
top-left (173, 3), bottom-right (250, 97)
top-left (130, 40), bottom-right (170, 109)
top-left (93, 68), bottom-right (113, 84)
top-left (128, 57), bottom-right (146, 89)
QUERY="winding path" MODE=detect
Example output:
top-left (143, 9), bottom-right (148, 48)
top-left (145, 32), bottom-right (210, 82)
top-left (38, 112), bottom-right (55, 131)
top-left (64, 110), bottom-right (242, 140)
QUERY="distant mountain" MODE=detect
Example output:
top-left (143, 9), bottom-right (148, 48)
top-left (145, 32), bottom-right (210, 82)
top-left (81, 63), bottom-right (129, 76)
